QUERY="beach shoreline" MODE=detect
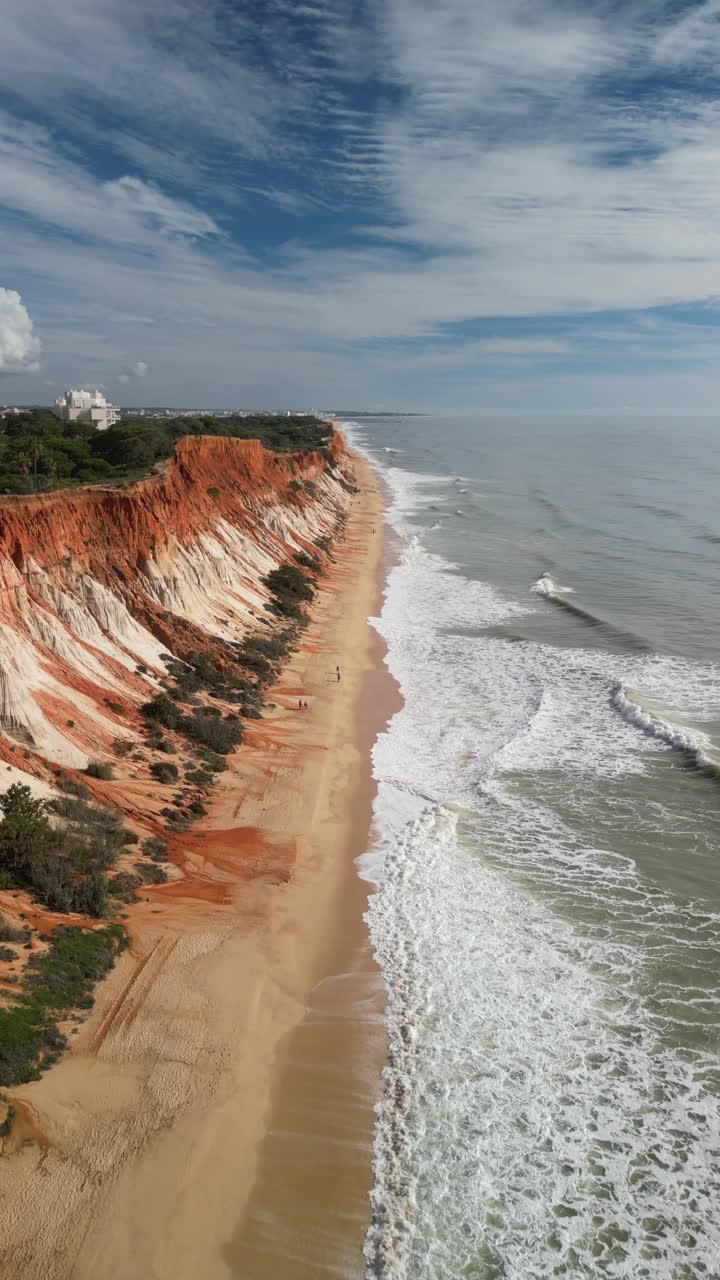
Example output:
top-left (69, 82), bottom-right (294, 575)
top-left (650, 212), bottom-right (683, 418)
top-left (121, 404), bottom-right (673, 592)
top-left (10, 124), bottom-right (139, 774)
top-left (0, 447), bottom-right (396, 1280)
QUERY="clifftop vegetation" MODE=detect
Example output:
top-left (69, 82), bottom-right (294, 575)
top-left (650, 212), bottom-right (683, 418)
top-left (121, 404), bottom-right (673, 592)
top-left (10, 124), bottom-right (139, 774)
top-left (0, 410), bottom-right (333, 494)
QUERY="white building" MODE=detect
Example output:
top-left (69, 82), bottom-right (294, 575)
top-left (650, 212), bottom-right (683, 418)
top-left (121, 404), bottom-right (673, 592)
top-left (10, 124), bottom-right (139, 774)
top-left (53, 388), bottom-right (118, 431)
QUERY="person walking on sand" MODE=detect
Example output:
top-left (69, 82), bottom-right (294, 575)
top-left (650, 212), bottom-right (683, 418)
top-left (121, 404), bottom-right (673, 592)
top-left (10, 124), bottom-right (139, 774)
top-left (336, 666), bottom-right (341, 682)
top-left (298, 698), bottom-right (303, 710)
top-left (304, 700), bottom-right (309, 710)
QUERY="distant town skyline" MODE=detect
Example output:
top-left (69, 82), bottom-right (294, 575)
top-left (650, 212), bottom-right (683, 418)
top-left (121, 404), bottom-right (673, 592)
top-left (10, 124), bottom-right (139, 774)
top-left (4, 3), bottom-right (720, 413)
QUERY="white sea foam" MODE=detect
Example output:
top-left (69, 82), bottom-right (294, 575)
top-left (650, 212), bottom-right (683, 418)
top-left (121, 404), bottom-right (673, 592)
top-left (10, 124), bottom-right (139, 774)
top-left (531, 571), bottom-right (576, 596)
top-left (361, 450), bottom-right (720, 1279)
top-left (611, 683), bottom-right (720, 773)
top-left (365, 792), bottom-right (720, 1280)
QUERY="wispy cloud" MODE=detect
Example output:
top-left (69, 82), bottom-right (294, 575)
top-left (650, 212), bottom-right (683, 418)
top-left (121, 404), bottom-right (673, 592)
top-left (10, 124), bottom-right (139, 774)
top-left (4, 0), bottom-right (720, 407)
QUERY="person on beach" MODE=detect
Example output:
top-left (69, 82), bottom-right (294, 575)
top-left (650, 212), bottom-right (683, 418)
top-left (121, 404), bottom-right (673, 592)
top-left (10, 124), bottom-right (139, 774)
top-left (336, 666), bottom-right (341, 682)
top-left (304, 700), bottom-right (309, 710)
top-left (298, 699), bottom-right (303, 710)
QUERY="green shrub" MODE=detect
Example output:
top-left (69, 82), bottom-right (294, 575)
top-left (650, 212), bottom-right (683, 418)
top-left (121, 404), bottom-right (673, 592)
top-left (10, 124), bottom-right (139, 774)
top-left (207, 486), bottom-right (220, 499)
top-left (0, 924), bottom-right (126, 1086)
top-left (288, 479), bottom-right (302, 492)
top-left (141, 693), bottom-right (184, 729)
top-left (0, 784), bottom-right (52, 875)
top-left (165, 814), bottom-right (190, 832)
top-left (141, 836), bottom-right (168, 861)
top-left (0, 786), bottom-right (125, 917)
top-left (184, 768), bottom-right (214, 789)
top-left (189, 801), bottom-right (207, 818)
top-left (294, 550), bottom-right (321, 575)
top-left (112, 737), bottom-right (132, 757)
top-left (0, 945), bottom-right (16, 962)
top-left (236, 648), bottom-right (272, 679)
top-left (194, 750), bottom-right (228, 773)
top-left (183, 709), bottom-right (242, 755)
top-left (108, 872), bottom-right (141, 902)
top-left (134, 862), bottom-right (168, 885)
top-left (265, 563), bottom-right (314, 600)
top-left (71, 872), bottom-right (109, 917)
top-left (238, 630), bottom-right (293, 673)
top-left (56, 775), bottom-right (91, 799)
top-left (85, 760), bottom-right (114, 781)
top-left (150, 762), bottom-right (179, 785)
top-left (104, 700), bottom-right (124, 715)
top-left (0, 913), bottom-right (27, 943)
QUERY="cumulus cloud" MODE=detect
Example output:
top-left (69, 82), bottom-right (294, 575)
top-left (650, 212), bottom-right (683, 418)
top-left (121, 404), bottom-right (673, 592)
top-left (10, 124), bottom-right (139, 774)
top-left (117, 360), bottom-right (149, 384)
top-left (0, 288), bottom-right (41, 373)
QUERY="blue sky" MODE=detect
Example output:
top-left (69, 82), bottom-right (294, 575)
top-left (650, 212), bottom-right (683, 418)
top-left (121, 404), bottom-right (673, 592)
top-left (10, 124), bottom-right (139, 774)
top-left (3, 0), bottom-right (720, 411)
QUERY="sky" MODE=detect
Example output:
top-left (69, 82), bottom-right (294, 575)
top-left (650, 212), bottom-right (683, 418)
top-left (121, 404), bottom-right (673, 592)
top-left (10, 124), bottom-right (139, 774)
top-left (3, 0), bottom-right (720, 411)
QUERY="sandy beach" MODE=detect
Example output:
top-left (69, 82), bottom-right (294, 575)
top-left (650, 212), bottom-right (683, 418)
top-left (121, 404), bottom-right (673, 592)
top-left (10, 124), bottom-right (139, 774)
top-left (0, 450), bottom-right (396, 1280)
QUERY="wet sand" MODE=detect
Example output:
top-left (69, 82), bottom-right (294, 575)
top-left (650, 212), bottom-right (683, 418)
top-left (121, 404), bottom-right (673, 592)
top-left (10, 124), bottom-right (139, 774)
top-left (0, 452), bottom-right (397, 1280)
top-left (226, 628), bottom-right (399, 1279)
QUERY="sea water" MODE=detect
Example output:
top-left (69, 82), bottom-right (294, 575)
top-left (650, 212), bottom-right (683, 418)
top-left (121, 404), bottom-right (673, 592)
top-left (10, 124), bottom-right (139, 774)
top-left (345, 415), bottom-right (720, 1280)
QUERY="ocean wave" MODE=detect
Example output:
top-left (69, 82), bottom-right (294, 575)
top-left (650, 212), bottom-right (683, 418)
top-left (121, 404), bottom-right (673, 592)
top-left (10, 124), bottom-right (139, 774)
top-left (357, 439), bottom-right (720, 1278)
top-left (531, 573), bottom-right (651, 653)
top-left (531, 571), bottom-right (575, 595)
top-left (611, 683), bottom-right (720, 778)
top-left (364, 783), bottom-right (720, 1279)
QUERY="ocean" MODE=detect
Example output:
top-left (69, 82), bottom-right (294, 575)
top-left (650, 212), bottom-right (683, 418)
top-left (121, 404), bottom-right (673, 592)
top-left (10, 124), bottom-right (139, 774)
top-left (344, 415), bottom-right (720, 1280)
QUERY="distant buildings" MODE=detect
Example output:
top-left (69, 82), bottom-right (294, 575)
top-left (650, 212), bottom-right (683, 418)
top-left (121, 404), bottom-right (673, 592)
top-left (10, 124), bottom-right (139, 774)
top-left (53, 388), bottom-right (118, 430)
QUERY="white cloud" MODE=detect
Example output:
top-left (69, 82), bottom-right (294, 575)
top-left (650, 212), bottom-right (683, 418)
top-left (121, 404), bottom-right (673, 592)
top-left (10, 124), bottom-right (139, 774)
top-left (0, 113), bottom-right (221, 248)
top-left (0, 289), bottom-right (41, 373)
top-left (390, 337), bottom-right (572, 369)
top-left (652, 0), bottom-right (720, 67)
top-left (118, 360), bottom-right (149, 383)
top-left (5, 1), bottom-right (720, 409)
top-left (104, 178), bottom-right (220, 239)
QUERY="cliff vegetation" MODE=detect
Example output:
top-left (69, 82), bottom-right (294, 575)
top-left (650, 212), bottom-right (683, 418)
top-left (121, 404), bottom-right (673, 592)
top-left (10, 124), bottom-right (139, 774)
top-left (0, 410), bottom-right (332, 494)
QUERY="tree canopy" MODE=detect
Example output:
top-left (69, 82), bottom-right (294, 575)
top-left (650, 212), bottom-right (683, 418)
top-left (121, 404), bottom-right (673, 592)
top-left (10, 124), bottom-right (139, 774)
top-left (0, 410), bottom-right (333, 494)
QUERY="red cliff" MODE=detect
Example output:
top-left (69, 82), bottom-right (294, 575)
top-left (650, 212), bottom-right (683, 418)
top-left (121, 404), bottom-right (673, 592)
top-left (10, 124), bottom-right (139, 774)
top-left (0, 430), bottom-right (352, 782)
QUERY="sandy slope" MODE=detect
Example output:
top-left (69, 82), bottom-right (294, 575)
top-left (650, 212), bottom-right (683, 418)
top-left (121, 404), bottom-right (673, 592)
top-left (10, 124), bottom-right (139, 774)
top-left (0, 454), bottom-right (389, 1280)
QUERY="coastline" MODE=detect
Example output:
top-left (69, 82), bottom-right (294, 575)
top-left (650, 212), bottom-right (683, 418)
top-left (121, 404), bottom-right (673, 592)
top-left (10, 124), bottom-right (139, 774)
top-left (0, 448), bottom-right (397, 1280)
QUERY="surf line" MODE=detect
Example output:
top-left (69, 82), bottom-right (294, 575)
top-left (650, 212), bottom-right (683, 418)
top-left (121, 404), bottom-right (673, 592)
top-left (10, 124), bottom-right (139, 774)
top-left (531, 574), bottom-right (651, 654)
top-left (610, 683), bottom-right (720, 780)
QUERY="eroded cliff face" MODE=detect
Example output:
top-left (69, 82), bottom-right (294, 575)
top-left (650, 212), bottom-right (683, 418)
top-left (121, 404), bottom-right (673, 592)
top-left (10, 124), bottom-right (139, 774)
top-left (0, 431), bottom-right (352, 786)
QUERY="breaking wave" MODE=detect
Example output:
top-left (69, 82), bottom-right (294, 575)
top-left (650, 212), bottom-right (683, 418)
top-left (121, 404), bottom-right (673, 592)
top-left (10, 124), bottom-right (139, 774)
top-left (611, 683), bottom-right (720, 778)
top-left (346, 425), bottom-right (720, 1280)
top-left (531, 573), bottom-right (651, 653)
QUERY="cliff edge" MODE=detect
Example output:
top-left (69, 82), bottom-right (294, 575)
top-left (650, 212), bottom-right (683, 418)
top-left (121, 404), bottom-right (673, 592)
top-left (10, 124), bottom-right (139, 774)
top-left (0, 430), bottom-right (350, 778)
